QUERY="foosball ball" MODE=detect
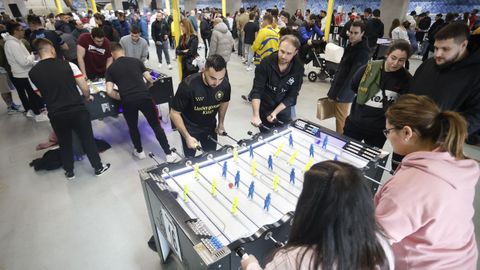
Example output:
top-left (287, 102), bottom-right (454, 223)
top-left (140, 119), bottom-right (390, 269)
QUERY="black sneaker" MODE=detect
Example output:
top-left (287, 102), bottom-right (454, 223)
top-left (65, 171), bottom-right (75, 180)
top-left (95, 163), bottom-right (111, 176)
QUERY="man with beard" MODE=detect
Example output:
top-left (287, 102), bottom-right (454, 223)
top-left (410, 23), bottom-right (480, 135)
top-left (389, 23), bottom-right (480, 167)
top-left (249, 35), bottom-right (304, 132)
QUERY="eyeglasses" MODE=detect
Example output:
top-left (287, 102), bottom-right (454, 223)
top-left (382, 127), bottom-right (396, 137)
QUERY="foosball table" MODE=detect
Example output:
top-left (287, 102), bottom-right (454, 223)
top-left (140, 119), bottom-right (389, 269)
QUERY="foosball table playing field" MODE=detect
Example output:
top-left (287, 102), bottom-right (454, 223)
top-left (140, 119), bottom-right (390, 269)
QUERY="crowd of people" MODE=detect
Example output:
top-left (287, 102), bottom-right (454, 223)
top-left (0, 3), bottom-right (480, 270)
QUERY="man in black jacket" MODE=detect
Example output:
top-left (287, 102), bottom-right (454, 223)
top-left (410, 23), bottom-right (480, 139)
top-left (423, 14), bottom-right (445, 61)
top-left (365, 9), bottom-right (384, 55)
top-left (250, 35), bottom-right (304, 132)
top-left (151, 11), bottom-right (172, 69)
top-left (200, 14), bottom-right (212, 58)
top-left (327, 20), bottom-right (370, 134)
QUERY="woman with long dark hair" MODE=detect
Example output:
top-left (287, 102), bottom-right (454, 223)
top-left (242, 160), bottom-right (394, 270)
top-left (376, 94), bottom-right (479, 269)
top-left (176, 18), bottom-right (199, 80)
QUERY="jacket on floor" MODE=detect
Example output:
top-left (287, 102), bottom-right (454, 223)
top-left (375, 149), bottom-right (479, 270)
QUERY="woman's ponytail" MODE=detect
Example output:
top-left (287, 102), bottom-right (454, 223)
top-left (437, 111), bottom-right (468, 159)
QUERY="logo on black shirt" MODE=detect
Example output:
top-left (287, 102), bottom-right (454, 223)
top-left (215, 91), bottom-right (224, 101)
top-left (287, 77), bottom-right (295, 85)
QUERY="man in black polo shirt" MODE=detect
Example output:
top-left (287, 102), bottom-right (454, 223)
top-left (27, 15), bottom-right (68, 58)
top-left (171, 55), bottom-right (231, 158)
top-left (105, 43), bottom-right (178, 163)
top-left (249, 34), bottom-right (304, 132)
top-left (28, 39), bottom-right (110, 179)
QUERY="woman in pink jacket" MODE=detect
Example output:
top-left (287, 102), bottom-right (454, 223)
top-left (376, 94), bottom-right (479, 269)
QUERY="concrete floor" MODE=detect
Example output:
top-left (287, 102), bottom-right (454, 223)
top-left (0, 44), bottom-right (479, 270)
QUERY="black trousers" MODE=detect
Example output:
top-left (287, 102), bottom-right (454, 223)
top-left (11, 77), bottom-right (43, 114)
top-left (122, 98), bottom-right (171, 154)
top-left (49, 110), bottom-right (102, 172)
top-left (343, 119), bottom-right (387, 149)
top-left (202, 37), bottom-right (210, 58)
top-left (180, 129), bottom-right (217, 158)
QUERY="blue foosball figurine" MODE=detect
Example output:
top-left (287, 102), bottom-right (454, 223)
top-left (235, 171), bottom-right (240, 188)
top-left (248, 181), bottom-right (255, 199)
top-left (268, 155), bottom-right (273, 170)
top-left (309, 144), bottom-right (315, 157)
top-left (322, 136), bottom-right (329, 149)
top-left (222, 161), bottom-right (227, 178)
top-left (289, 134), bottom-right (293, 147)
top-left (249, 145), bottom-right (254, 158)
top-left (290, 168), bottom-right (295, 184)
top-left (264, 193), bottom-right (271, 211)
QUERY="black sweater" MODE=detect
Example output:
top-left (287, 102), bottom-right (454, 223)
top-left (250, 52), bottom-right (305, 111)
top-left (410, 48), bottom-right (480, 134)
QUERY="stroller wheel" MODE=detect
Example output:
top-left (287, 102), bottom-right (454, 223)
top-left (308, 71), bottom-right (317, 82)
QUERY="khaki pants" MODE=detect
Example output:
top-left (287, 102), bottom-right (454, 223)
top-left (334, 102), bottom-right (350, 134)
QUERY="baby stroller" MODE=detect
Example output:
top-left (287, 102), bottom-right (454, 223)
top-left (307, 43), bottom-right (344, 83)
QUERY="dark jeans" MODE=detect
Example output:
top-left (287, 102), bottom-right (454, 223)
top-left (49, 109), bottom-right (102, 172)
top-left (11, 77), bottom-right (43, 114)
top-left (123, 98), bottom-right (171, 154)
top-left (180, 129), bottom-right (217, 158)
top-left (155, 41), bottom-right (171, 64)
top-left (343, 119), bottom-right (386, 149)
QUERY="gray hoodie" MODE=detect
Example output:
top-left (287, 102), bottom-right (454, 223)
top-left (3, 33), bottom-right (35, 78)
top-left (208, 22), bottom-right (234, 62)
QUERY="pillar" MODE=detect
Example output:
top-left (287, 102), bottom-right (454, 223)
top-left (226, 0), bottom-right (240, 16)
top-left (112, 0), bottom-right (123, 11)
top-left (380, 0), bottom-right (410, 36)
top-left (184, 0), bottom-right (196, 13)
top-left (4, 0), bottom-right (28, 18)
top-left (284, 0), bottom-right (304, 17)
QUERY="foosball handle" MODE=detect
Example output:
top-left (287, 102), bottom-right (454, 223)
top-left (235, 247), bottom-right (247, 258)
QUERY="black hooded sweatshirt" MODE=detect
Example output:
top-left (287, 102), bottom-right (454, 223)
top-left (410, 46), bottom-right (480, 134)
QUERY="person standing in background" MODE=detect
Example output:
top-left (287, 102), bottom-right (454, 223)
top-left (236, 8), bottom-right (249, 58)
top-left (120, 26), bottom-right (149, 62)
top-left (151, 11), bottom-right (172, 70)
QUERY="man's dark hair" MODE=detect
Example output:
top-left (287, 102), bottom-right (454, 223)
top-left (263, 14), bottom-right (273, 24)
top-left (27, 15), bottom-right (42, 25)
top-left (435, 22), bottom-right (470, 44)
top-left (364, 8), bottom-right (372, 14)
top-left (445, 13), bottom-right (455, 23)
top-left (110, 42), bottom-right (123, 52)
top-left (473, 9), bottom-right (478, 14)
top-left (280, 11), bottom-right (290, 19)
top-left (205, 54), bottom-right (227, 71)
top-left (6, 21), bottom-right (20, 35)
top-left (91, 27), bottom-right (105, 38)
top-left (436, 13), bottom-right (443, 18)
top-left (373, 9), bottom-right (381, 17)
top-left (130, 25), bottom-right (140, 34)
top-left (351, 20), bottom-right (366, 33)
top-left (271, 8), bottom-right (279, 17)
top-left (410, 11), bottom-right (416, 16)
top-left (308, 14), bottom-right (317, 21)
top-left (239, 8), bottom-right (245, 14)
top-left (249, 12), bottom-right (256, 20)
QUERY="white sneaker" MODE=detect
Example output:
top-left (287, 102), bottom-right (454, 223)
top-left (168, 64), bottom-right (172, 70)
top-left (246, 66), bottom-right (253, 71)
top-left (158, 63), bottom-right (163, 68)
top-left (25, 109), bottom-right (34, 118)
top-left (165, 153), bottom-right (179, 163)
top-left (35, 113), bottom-right (49, 122)
top-left (133, 149), bottom-right (146, 159)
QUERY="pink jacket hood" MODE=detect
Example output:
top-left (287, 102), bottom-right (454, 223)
top-left (398, 150), bottom-right (479, 189)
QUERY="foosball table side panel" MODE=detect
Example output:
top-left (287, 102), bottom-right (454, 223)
top-left (142, 175), bottom-right (232, 269)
